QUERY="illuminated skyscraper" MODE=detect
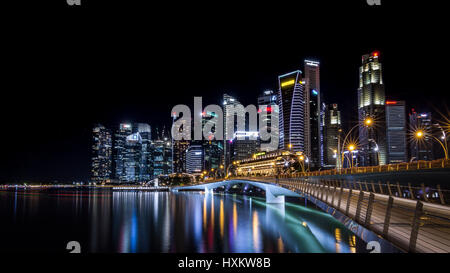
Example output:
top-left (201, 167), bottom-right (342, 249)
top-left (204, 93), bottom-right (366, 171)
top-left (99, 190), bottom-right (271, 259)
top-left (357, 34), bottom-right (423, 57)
top-left (304, 60), bottom-right (324, 169)
top-left (91, 124), bottom-right (112, 183)
top-left (223, 94), bottom-right (243, 169)
top-left (186, 144), bottom-right (204, 174)
top-left (230, 131), bottom-right (260, 162)
top-left (386, 101), bottom-right (407, 163)
top-left (324, 104), bottom-right (341, 167)
top-left (113, 123), bottom-right (133, 181)
top-left (358, 51), bottom-right (387, 166)
top-left (257, 90), bottom-right (278, 152)
top-left (151, 132), bottom-right (172, 177)
top-left (113, 123), bottom-right (152, 182)
top-left (278, 70), bottom-right (305, 152)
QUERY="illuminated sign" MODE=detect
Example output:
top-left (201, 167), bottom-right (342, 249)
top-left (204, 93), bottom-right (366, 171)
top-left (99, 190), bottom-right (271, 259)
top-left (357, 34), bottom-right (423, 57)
top-left (281, 79), bottom-right (295, 87)
top-left (385, 101), bottom-right (397, 105)
top-left (254, 152), bottom-right (266, 156)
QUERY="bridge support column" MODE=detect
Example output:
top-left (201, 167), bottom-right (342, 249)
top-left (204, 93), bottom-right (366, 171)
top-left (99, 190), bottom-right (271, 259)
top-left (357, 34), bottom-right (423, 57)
top-left (266, 189), bottom-right (285, 204)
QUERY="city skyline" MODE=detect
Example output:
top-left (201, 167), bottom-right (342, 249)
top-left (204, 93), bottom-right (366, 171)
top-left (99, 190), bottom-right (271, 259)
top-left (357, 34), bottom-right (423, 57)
top-left (2, 2), bottom-right (448, 183)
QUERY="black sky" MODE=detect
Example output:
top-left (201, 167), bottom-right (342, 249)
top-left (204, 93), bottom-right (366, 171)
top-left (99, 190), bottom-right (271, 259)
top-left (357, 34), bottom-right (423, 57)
top-left (1, 1), bottom-right (448, 182)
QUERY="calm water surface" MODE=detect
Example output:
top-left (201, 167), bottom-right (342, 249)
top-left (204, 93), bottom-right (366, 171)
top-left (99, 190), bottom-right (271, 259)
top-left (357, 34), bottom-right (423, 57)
top-left (0, 189), bottom-right (367, 253)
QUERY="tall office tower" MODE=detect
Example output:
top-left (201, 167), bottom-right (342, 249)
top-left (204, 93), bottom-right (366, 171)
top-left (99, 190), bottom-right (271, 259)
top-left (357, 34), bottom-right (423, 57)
top-left (172, 140), bottom-right (190, 173)
top-left (113, 123), bottom-right (152, 183)
top-left (230, 131), bottom-right (260, 162)
top-left (223, 94), bottom-right (243, 169)
top-left (409, 111), bottom-right (434, 161)
top-left (136, 123), bottom-right (152, 181)
top-left (304, 60), bottom-right (324, 169)
top-left (323, 104), bottom-right (341, 167)
top-left (278, 70), bottom-right (305, 152)
top-left (152, 133), bottom-right (172, 177)
top-left (203, 140), bottom-right (223, 172)
top-left (113, 123), bottom-right (133, 181)
top-left (257, 90), bottom-right (279, 152)
top-left (357, 51), bottom-right (387, 166)
top-left (186, 144), bottom-right (204, 174)
top-left (385, 101), bottom-right (407, 164)
top-left (91, 124), bottom-right (112, 183)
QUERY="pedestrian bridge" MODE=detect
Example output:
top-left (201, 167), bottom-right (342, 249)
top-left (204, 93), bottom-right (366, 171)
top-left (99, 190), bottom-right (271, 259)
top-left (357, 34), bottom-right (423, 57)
top-left (172, 179), bottom-right (303, 203)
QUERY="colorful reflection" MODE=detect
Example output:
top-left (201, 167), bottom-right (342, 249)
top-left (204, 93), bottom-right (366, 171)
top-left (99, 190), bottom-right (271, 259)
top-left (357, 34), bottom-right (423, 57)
top-left (0, 189), bottom-right (369, 253)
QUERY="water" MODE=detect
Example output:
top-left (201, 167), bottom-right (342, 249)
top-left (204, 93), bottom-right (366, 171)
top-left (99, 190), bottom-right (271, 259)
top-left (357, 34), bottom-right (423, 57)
top-left (0, 188), bottom-right (367, 253)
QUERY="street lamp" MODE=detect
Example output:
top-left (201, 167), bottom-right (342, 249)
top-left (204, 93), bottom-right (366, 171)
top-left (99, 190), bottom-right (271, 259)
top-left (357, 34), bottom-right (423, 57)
top-left (339, 117), bottom-right (374, 169)
top-left (414, 129), bottom-right (448, 160)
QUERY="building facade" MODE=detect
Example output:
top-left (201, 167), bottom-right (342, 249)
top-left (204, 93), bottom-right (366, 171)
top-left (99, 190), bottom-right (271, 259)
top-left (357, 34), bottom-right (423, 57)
top-left (278, 70), bottom-right (305, 153)
top-left (324, 104), bottom-right (341, 167)
top-left (304, 60), bottom-right (324, 169)
top-left (257, 90), bottom-right (279, 152)
top-left (357, 51), bottom-right (387, 166)
top-left (386, 100), bottom-right (407, 164)
top-left (113, 123), bottom-right (152, 183)
top-left (91, 124), bottom-right (112, 183)
top-left (186, 144), bottom-right (204, 174)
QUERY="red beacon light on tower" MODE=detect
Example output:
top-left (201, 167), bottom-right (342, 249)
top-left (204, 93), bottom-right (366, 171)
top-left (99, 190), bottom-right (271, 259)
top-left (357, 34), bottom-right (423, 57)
top-left (372, 51), bottom-right (380, 58)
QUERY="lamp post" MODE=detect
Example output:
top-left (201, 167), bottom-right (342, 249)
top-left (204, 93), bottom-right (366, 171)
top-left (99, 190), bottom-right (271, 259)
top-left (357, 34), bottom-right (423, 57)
top-left (415, 129), bottom-right (448, 160)
top-left (339, 117), bottom-right (374, 169)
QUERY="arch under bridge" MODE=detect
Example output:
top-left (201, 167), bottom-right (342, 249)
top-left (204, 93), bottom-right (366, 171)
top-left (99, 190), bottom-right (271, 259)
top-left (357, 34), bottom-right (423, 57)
top-left (172, 179), bottom-right (303, 204)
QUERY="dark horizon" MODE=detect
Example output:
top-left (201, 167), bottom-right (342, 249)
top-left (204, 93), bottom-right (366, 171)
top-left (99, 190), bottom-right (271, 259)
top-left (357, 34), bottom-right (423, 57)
top-left (1, 1), bottom-right (448, 182)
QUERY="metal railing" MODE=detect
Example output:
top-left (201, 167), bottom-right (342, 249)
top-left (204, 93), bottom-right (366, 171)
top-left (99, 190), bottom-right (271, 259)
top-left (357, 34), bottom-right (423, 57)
top-left (275, 177), bottom-right (450, 253)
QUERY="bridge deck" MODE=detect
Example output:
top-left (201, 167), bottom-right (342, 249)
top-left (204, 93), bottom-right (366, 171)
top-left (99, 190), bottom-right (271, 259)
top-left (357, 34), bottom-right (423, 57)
top-left (275, 178), bottom-right (450, 253)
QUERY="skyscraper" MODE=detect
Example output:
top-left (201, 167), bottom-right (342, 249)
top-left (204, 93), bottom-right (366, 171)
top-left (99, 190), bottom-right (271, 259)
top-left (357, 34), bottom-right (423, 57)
top-left (113, 123), bottom-right (152, 183)
top-left (91, 124), bottom-right (112, 183)
top-left (186, 144), bottom-right (204, 174)
top-left (257, 90), bottom-right (278, 152)
top-left (409, 111), bottom-right (434, 161)
top-left (230, 131), bottom-right (260, 162)
top-left (324, 104), bottom-right (341, 167)
top-left (386, 101), bottom-right (407, 164)
top-left (223, 94), bottom-right (243, 169)
top-left (113, 123), bottom-right (133, 181)
top-left (151, 130), bottom-right (172, 177)
top-left (358, 51), bottom-right (387, 166)
top-left (304, 60), bottom-right (324, 169)
top-left (278, 70), bottom-right (305, 152)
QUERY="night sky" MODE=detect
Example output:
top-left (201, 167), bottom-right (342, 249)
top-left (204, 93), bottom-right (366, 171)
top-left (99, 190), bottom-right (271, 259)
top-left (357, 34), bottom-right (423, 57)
top-left (1, 1), bottom-right (448, 182)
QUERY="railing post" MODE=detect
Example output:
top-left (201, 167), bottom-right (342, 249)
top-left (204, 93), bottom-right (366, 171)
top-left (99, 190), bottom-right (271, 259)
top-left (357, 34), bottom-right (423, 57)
top-left (408, 183), bottom-right (415, 200)
top-left (383, 196), bottom-right (394, 238)
top-left (378, 181), bottom-right (383, 194)
top-left (338, 187), bottom-right (344, 210)
top-left (355, 190), bottom-right (364, 222)
top-left (358, 182), bottom-right (363, 192)
top-left (345, 189), bottom-right (352, 216)
top-left (365, 193), bottom-right (375, 226)
top-left (409, 201), bottom-right (423, 253)
top-left (387, 182), bottom-right (393, 196)
top-left (396, 182), bottom-right (402, 198)
top-left (320, 184), bottom-right (325, 201)
top-left (331, 186), bottom-right (336, 206)
top-left (421, 183), bottom-right (429, 202)
top-left (437, 184), bottom-right (445, 205)
top-left (371, 181), bottom-right (376, 193)
top-left (364, 182), bottom-right (369, 192)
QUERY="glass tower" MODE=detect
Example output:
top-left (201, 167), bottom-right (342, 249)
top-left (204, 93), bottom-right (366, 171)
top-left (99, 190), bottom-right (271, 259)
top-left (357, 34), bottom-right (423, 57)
top-left (278, 70), bottom-right (305, 152)
top-left (358, 51), bottom-right (387, 166)
top-left (91, 124), bottom-right (112, 183)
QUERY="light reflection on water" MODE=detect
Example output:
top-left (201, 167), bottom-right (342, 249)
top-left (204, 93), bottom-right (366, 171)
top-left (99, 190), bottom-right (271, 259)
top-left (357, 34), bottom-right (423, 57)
top-left (0, 190), bottom-right (367, 253)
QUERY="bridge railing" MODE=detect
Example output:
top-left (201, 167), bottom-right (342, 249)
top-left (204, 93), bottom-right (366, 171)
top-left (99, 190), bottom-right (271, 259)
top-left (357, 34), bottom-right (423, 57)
top-left (272, 158), bottom-right (450, 177)
top-left (276, 178), bottom-right (450, 253)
